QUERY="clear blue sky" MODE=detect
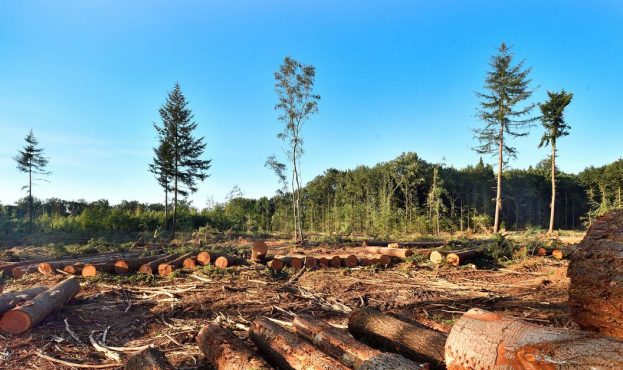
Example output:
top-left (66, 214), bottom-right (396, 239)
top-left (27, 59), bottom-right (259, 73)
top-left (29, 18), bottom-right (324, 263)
top-left (1, 0), bottom-right (621, 206)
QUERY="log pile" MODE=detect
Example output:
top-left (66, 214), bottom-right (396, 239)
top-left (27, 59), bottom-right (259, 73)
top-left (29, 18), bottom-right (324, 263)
top-left (568, 209), bottom-right (623, 339)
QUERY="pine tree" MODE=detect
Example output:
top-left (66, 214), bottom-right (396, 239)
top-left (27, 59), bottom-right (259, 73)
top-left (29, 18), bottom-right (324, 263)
top-left (272, 56), bottom-right (320, 245)
top-left (154, 83), bottom-right (211, 236)
top-left (538, 90), bottom-right (573, 234)
top-left (474, 43), bottom-right (537, 233)
top-left (14, 129), bottom-right (50, 234)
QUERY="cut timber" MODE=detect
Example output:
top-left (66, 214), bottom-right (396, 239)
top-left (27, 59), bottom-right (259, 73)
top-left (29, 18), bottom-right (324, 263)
top-left (364, 246), bottom-right (413, 259)
top-left (137, 254), bottom-right (179, 275)
top-left (363, 241), bottom-right (446, 248)
top-left (276, 256), bottom-right (303, 269)
top-left (293, 314), bottom-right (426, 370)
top-left (315, 255), bottom-right (342, 268)
top-left (125, 347), bottom-right (174, 370)
top-left (266, 258), bottom-right (284, 272)
top-left (445, 308), bottom-right (623, 369)
top-left (429, 251), bottom-right (448, 264)
top-left (37, 262), bottom-right (64, 275)
top-left (551, 248), bottom-right (567, 260)
top-left (568, 209), bottom-right (623, 339)
top-left (196, 323), bottom-right (272, 370)
top-left (11, 265), bottom-right (38, 279)
top-left (536, 247), bottom-right (547, 256)
top-left (114, 254), bottom-right (167, 275)
top-left (82, 262), bottom-right (116, 277)
top-left (445, 249), bottom-right (480, 266)
top-left (0, 277), bottom-right (80, 334)
top-left (317, 257), bottom-right (330, 268)
top-left (0, 287), bottom-right (48, 315)
top-left (214, 255), bottom-right (242, 269)
top-left (250, 317), bottom-right (349, 370)
top-left (251, 241), bottom-right (269, 262)
top-left (183, 257), bottom-right (197, 269)
top-left (158, 252), bottom-right (195, 276)
top-left (348, 307), bottom-right (446, 365)
top-left (341, 255), bottom-right (358, 268)
top-left (291, 255), bottom-right (317, 269)
top-left (360, 353), bottom-right (428, 370)
top-left (63, 264), bottom-right (83, 275)
top-left (196, 251), bottom-right (222, 266)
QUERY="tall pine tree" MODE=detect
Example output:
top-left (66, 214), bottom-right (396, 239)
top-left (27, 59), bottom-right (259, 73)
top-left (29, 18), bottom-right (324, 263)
top-left (153, 83), bottom-right (211, 236)
top-left (14, 129), bottom-right (50, 234)
top-left (538, 90), bottom-right (573, 234)
top-left (474, 43), bottom-right (536, 233)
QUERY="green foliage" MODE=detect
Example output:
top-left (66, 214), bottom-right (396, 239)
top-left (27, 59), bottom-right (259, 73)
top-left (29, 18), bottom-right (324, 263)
top-left (484, 234), bottom-right (517, 263)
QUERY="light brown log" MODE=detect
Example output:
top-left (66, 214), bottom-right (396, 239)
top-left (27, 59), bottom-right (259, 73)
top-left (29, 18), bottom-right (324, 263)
top-left (290, 255), bottom-right (317, 269)
top-left (251, 241), bottom-right (269, 262)
top-left (363, 246), bottom-right (413, 259)
top-left (11, 265), bottom-right (38, 279)
top-left (38, 262), bottom-right (64, 275)
top-left (0, 277), bottom-right (80, 334)
top-left (266, 259), bottom-right (284, 272)
top-left (82, 262), bottom-right (117, 277)
top-left (348, 307), bottom-right (446, 365)
top-left (137, 253), bottom-right (179, 275)
top-left (63, 264), bottom-right (83, 275)
top-left (250, 317), bottom-right (349, 370)
top-left (429, 251), bottom-right (448, 264)
top-left (359, 353), bottom-right (428, 370)
top-left (569, 209), bottom-right (623, 338)
top-left (363, 241), bottom-right (446, 248)
top-left (124, 347), bottom-right (174, 370)
top-left (551, 249), bottom-right (567, 260)
top-left (214, 255), bottom-right (243, 269)
top-left (445, 249), bottom-right (481, 266)
top-left (293, 314), bottom-right (426, 370)
top-left (158, 252), bottom-right (195, 276)
top-left (196, 251), bottom-right (222, 266)
top-left (341, 255), bottom-right (358, 268)
top-left (445, 308), bottom-right (623, 369)
top-left (0, 287), bottom-right (48, 315)
top-left (276, 256), bottom-right (303, 269)
top-left (114, 254), bottom-right (167, 275)
top-left (196, 323), bottom-right (272, 370)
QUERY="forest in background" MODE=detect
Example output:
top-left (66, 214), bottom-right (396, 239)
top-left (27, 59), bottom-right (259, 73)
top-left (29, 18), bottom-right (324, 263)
top-left (1, 152), bottom-right (621, 240)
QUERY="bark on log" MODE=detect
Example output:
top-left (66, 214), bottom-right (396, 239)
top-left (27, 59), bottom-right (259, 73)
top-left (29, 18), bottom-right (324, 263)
top-left (0, 287), bottom-right (48, 315)
top-left (341, 255), bottom-right (358, 268)
top-left (315, 256), bottom-right (342, 268)
top-left (363, 241), bottom-right (446, 248)
top-left (251, 241), bottom-right (269, 262)
top-left (137, 254), bottom-right (179, 275)
top-left (363, 247), bottom-right (413, 259)
top-left (568, 209), bottom-right (623, 339)
top-left (359, 353), bottom-right (428, 370)
top-left (250, 317), bottom-right (349, 370)
top-left (11, 265), bottom-right (38, 279)
top-left (214, 255), bottom-right (243, 269)
top-left (290, 255), bottom-right (317, 269)
top-left (114, 254), bottom-right (167, 275)
top-left (445, 308), bottom-right (623, 370)
top-left (197, 251), bottom-right (222, 266)
top-left (445, 249), bottom-right (481, 266)
top-left (197, 323), bottom-right (272, 370)
top-left (0, 277), bottom-right (80, 334)
top-left (276, 256), bottom-right (303, 269)
top-left (348, 307), bottom-right (447, 365)
top-left (158, 252), bottom-right (195, 276)
top-left (293, 314), bottom-right (426, 370)
top-left (124, 347), bottom-right (174, 370)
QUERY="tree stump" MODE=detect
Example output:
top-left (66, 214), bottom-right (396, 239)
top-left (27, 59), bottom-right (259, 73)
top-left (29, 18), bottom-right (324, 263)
top-left (568, 209), bottom-right (623, 338)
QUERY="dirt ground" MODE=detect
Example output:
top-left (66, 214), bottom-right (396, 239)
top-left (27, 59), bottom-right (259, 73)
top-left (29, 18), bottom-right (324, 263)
top-left (0, 243), bottom-right (574, 369)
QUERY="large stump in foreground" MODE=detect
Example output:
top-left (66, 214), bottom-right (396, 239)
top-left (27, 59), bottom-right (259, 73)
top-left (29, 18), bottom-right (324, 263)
top-left (445, 308), bottom-right (623, 369)
top-left (197, 323), bottom-right (272, 370)
top-left (568, 209), bottom-right (623, 339)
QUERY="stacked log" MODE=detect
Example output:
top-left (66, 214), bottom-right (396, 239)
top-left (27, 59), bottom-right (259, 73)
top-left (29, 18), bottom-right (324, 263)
top-left (568, 209), bottom-right (623, 339)
top-left (158, 252), bottom-right (195, 276)
top-left (445, 308), bottom-right (623, 369)
top-left (0, 277), bottom-right (80, 334)
top-left (138, 254), bottom-right (180, 275)
top-left (363, 241), bottom-right (446, 248)
top-left (214, 255), bottom-right (244, 269)
top-left (197, 323), bottom-right (272, 370)
top-left (445, 249), bottom-right (480, 266)
top-left (250, 317), bottom-right (349, 369)
top-left (348, 307), bottom-right (447, 365)
top-left (197, 251), bottom-right (222, 266)
top-left (364, 246), bottom-right (413, 259)
top-left (266, 258), bottom-right (284, 272)
top-left (293, 314), bottom-right (426, 369)
top-left (81, 262), bottom-right (117, 277)
top-left (341, 255), bottom-right (359, 268)
top-left (114, 254), bottom-right (168, 275)
top-left (0, 287), bottom-right (48, 315)
top-left (62, 263), bottom-right (83, 275)
top-left (276, 256), bottom-right (303, 269)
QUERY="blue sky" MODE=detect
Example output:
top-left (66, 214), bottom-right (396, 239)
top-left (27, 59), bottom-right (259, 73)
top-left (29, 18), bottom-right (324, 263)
top-left (0, 0), bottom-right (621, 206)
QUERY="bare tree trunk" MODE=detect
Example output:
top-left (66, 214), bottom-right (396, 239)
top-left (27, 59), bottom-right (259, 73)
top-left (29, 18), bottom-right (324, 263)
top-left (548, 143), bottom-right (557, 234)
top-left (173, 173), bottom-right (178, 236)
top-left (29, 166), bottom-right (33, 234)
top-left (164, 188), bottom-right (168, 232)
top-left (494, 126), bottom-right (504, 233)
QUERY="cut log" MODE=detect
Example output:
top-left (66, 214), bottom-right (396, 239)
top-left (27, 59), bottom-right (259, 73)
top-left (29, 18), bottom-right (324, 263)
top-left (251, 241), bottom-right (269, 262)
top-left (183, 257), bottom-right (197, 269)
top-left (551, 248), bottom-right (567, 260)
top-left (63, 264), bottom-right (83, 275)
top-left (250, 317), bottom-right (349, 370)
top-left (11, 265), bottom-right (38, 279)
top-left (568, 209), bottom-right (623, 339)
top-left (196, 251), bottom-right (222, 266)
top-left (266, 258), bottom-right (284, 272)
top-left (364, 246), bottom-right (413, 259)
top-left (445, 308), bottom-right (623, 369)
top-left (536, 247), bottom-right (548, 256)
top-left (429, 251), bottom-right (448, 264)
top-left (196, 323), bottom-right (272, 370)
top-left (82, 262), bottom-right (117, 277)
top-left (290, 255), bottom-right (317, 269)
top-left (158, 252), bottom-right (195, 276)
top-left (359, 353), bottom-right (428, 370)
top-left (317, 257), bottom-right (330, 268)
top-left (314, 255), bottom-right (342, 268)
top-left (276, 256), bottom-right (303, 269)
top-left (137, 254), bottom-right (179, 275)
top-left (445, 249), bottom-right (481, 266)
top-left (0, 277), bottom-right (80, 334)
top-left (363, 241), bottom-right (446, 248)
top-left (348, 307), bottom-right (446, 365)
top-left (0, 287), bottom-right (48, 315)
top-left (37, 262), bottom-right (64, 275)
top-left (114, 254), bottom-right (167, 275)
top-left (293, 314), bottom-right (426, 370)
top-left (341, 255), bottom-right (358, 268)
top-left (124, 347), bottom-right (174, 370)
top-left (214, 255), bottom-right (243, 269)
